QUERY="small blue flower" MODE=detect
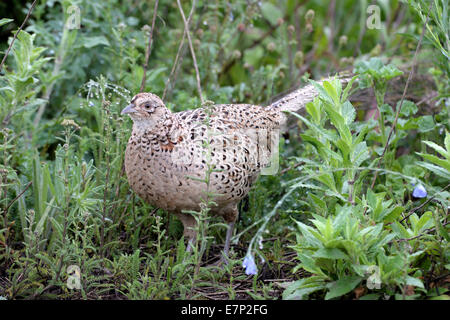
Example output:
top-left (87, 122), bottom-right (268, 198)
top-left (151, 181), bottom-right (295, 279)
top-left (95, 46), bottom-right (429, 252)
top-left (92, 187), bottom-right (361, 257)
top-left (242, 254), bottom-right (258, 275)
top-left (412, 184), bottom-right (427, 198)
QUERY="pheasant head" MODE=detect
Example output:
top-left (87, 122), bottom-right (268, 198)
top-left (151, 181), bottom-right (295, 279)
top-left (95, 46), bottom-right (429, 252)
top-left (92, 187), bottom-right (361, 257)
top-left (121, 93), bottom-right (172, 129)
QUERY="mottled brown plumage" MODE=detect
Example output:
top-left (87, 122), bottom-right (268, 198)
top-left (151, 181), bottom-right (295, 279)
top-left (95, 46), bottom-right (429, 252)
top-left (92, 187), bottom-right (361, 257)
top-left (122, 79), bottom-right (344, 258)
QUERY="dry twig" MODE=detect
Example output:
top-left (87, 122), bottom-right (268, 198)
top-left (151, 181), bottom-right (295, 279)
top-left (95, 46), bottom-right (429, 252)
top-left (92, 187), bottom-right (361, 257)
top-left (176, 0), bottom-right (204, 104)
top-left (139, 0), bottom-right (159, 93)
top-left (162, 1), bottom-right (196, 100)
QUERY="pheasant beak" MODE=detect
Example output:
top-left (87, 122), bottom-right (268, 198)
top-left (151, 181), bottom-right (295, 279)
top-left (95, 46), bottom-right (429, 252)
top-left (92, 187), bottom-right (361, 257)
top-left (121, 104), bottom-right (137, 115)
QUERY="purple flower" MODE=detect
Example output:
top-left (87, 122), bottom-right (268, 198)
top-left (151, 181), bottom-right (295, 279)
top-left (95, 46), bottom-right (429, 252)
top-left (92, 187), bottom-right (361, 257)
top-left (242, 254), bottom-right (258, 275)
top-left (412, 184), bottom-right (427, 198)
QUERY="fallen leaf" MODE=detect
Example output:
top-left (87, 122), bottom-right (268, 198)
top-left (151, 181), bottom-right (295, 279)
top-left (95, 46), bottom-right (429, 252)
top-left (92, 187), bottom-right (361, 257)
top-left (404, 285), bottom-right (415, 296)
top-left (354, 285), bottom-right (367, 299)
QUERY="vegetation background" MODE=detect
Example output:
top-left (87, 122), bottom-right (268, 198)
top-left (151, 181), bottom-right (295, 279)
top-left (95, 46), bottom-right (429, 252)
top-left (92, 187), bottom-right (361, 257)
top-left (0, 0), bottom-right (448, 299)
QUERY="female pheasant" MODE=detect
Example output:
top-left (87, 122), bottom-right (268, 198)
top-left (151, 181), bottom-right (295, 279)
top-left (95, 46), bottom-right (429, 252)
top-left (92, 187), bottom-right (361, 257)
top-left (121, 80), bottom-right (342, 259)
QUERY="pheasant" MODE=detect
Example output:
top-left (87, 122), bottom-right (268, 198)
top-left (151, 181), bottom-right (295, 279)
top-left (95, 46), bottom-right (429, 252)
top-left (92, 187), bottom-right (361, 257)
top-left (121, 78), bottom-right (348, 259)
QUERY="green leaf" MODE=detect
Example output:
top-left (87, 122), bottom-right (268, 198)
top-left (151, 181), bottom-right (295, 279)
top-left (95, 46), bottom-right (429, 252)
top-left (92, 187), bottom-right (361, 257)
top-left (341, 101), bottom-right (356, 125)
top-left (283, 278), bottom-right (326, 300)
top-left (399, 100), bottom-right (418, 117)
top-left (382, 206), bottom-right (404, 223)
top-left (81, 36), bottom-right (110, 48)
top-left (341, 76), bottom-right (358, 102)
top-left (359, 293), bottom-right (381, 300)
top-left (445, 131), bottom-right (450, 156)
top-left (429, 295), bottom-right (450, 300)
top-left (305, 100), bottom-right (321, 124)
top-left (297, 253), bottom-right (327, 276)
top-left (417, 115), bottom-right (435, 132)
top-left (414, 211), bottom-right (433, 233)
top-left (311, 80), bottom-right (334, 105)
top-left (325, 276), bottom-right (362, 300)
top-left (314, 172), bottom-right (337, 192)
top-left (391, 221), bottom-right (412, 239)
top-left (404, 276), bottom-right (424, 289)
top-left (260, 2), bottom-right (283, 26)
top-left (351, 142), bottom-right (370, 167)
top-left (289, 111), bottom-right (335, 142)
top-left (323, 81), bottom-right (340, 104)
top-left (0, 18), bottom-right (14, 28)
top-left (313, 248), bottom-right (348, 260)
top-left (367, 189), bottom-right (377, 210)
top-left (309, 193), bottom-right (327, 212)
top-left (417, 161), bottom-right (450, 180)
top-left (422, 140), bottom-right (450, 160)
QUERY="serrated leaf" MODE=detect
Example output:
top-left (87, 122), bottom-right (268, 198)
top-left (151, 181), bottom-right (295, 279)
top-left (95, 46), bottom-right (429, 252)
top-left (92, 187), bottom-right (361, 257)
top-left (399, 100), bottom-right (418, 117)
top-left (417, 116), bottom-right (435, 132)
top-left (341, 100), bottom-right (356, 125)
top-left (351, 142), bottom-right (370, 167)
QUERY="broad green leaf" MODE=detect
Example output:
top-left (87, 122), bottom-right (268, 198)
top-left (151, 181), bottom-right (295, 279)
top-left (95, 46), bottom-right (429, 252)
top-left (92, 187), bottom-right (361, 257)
top-left (417, 115), bottom-right (435, 132)
top-left (283, 278), bottom-right (326, 300)
top-left (82, 36), bottom-right (110, 48)
top-left (297, 253), bottom-right (327, 277)
top-left (391, 221), bottom-right (412, 239)
top-left (313, 248), bottom-right (348, 260)
top-left (382, 206), bottom-right (404, 223)
top-left (341, 100), bottom-right (356, 125)
top-left (414, 211), bottom-right (433, 233)
top-left (0, 18), bottom-right (13, 28)
top-left (325, 276), bottom-right (362, 300)
top-left (351, 142), bottom-right (370, 167)
top-left (399, 100), bottom-right (418, 117)
top-left (260, 2), bottom-right (283, 26)
top-left (429, 295), bottom-right (450, 300)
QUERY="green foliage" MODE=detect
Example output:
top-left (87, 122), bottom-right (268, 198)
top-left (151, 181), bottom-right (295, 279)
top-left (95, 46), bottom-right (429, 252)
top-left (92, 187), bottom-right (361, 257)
top-left (417, 131), bottom-right (450, 180)
top-left (281, 76), bottom-right (448, 300)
